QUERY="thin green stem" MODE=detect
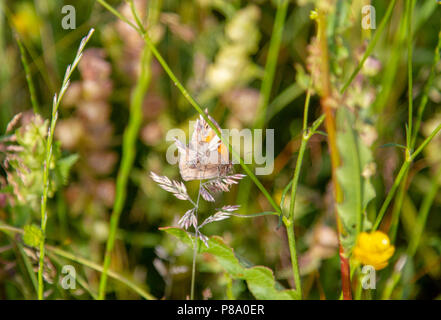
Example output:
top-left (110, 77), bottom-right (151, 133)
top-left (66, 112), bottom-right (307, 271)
top-left (410, 29), bottom-right (441, 148)
top-left (0, 0), bottom-right (12, 132)
top-left (191, 180), bottom-right (202, 300)
top-left (283, 84), bottom-right (322, 299)
top-left (255, 0), bottom-right (289, 128)
top-left (407, 166), bottom-right (441, 257)
top-left (374, 122), bottom-right (441, 230)
top-left (15, 33), bottom-right (40, 114)
top-left (411, 123), bottom-right (441, 160)
top-left (97, 0), bottom-right (142, 34)
top-left (287, 144), bottom-right (308, 219)
top-left (388, 169), bottom-right (409, 242)
top-left (288, 86), bottom-right (313, 224)
top-left (98, 49), bottom-right (151, 299)
top-left (406, 0), bottom-right (416, 148)
top-left (38, 29), bottom-right (94, 300)
top-left (302, 87), bottom-right (311, 130)
top-left (284, 137), bottom-right (306, 297)
top-left (340, 0), bottom-right (397, 94)
top-left (372, 5), bottom-right (407, 114)
top-left (190, 236), bottom-right (198, 300)
top-left (226, 275), bottom-right (234, 300)
top-left (373, 160), bottom-right (410, 231)
top-left (267, 83), bottom-right (304, 121)
top-left (284, 134), bottom-right (306, 295)
top-left (129, 0), bottom-right (146, 33)
top-left (98, 28), bottom-right (155, 301)
top-left (385, 23), bottom-right (441, 240)
top-left (388, 0), bottom-right (416, 243)
top-left (97, 0), bottom-right (162, 299)
top-left (34, 0), bottom-right (59, 86)
top-left (284, 218), bottom-right (301, 299)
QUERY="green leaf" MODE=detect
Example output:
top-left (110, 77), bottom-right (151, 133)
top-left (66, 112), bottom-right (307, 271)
top-left (23, 224), bottom-right (43, 248)
top-left (54, 153), bottom-right (79, 186)
top-left (379, 143), bottom-right (407, 150)
top-left (314, 130), bottom-right (328, 137)
top-left (336, 108), bottom-right (376, 253)
top-left (161, 227), bottom-right (300, 300)
top-left (311, 114), bottom-right (326, 132)
top-left (278, 181), bottom-right (293, 227)
top-left (230, 211), bottom-right (278, 218)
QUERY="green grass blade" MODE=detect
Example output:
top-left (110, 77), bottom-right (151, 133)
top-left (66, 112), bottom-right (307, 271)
top-left (15, 33), bottom-right (40, 114)
top-left (255, 0), bottom-right (289, 128)
top-left (97, 0), bottom-right (162, 299)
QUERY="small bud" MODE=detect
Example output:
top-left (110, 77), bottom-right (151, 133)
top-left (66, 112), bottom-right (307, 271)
top-left (23, 224), bottom-right (44, 248)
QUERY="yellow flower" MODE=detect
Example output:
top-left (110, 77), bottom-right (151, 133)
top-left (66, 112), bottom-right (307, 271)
top-left (12, 3), bottom-right (41, 41)
top-left (353, 231), bottom-right (395, 270)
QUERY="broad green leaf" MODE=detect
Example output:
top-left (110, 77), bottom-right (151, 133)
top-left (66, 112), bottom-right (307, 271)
top-left (336, 108), bottom-right (376, 253)
top-left (161, 227), bottom-right (300, 300)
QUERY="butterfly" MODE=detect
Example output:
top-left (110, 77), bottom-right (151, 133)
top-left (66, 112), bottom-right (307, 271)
top-left (175, 112), bottom-right (232, 181)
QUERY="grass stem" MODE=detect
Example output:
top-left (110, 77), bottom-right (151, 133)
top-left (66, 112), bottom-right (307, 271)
top-left (255, 0), bottom-right (289, 128)
top-left (97, 12), bottom-right (157, 300)
top-left (410, 30), bottom-right (441, 147)
top-left (407, 166), bottom-right (441, 257)
top-left (37, 29), bottom-right (94, 300)
top-left (15, 33), bottom-right (40, 114)
top-left (283, 85), bottom-right (313, 297)
top-left (406, 0), bottom-right (416, 147)
top-left (374, 122), bottom-right (441, 230)
top-left (388, 0), bottom-right (416, 243)
top-left (190, 180), bottom-right (202, 300)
